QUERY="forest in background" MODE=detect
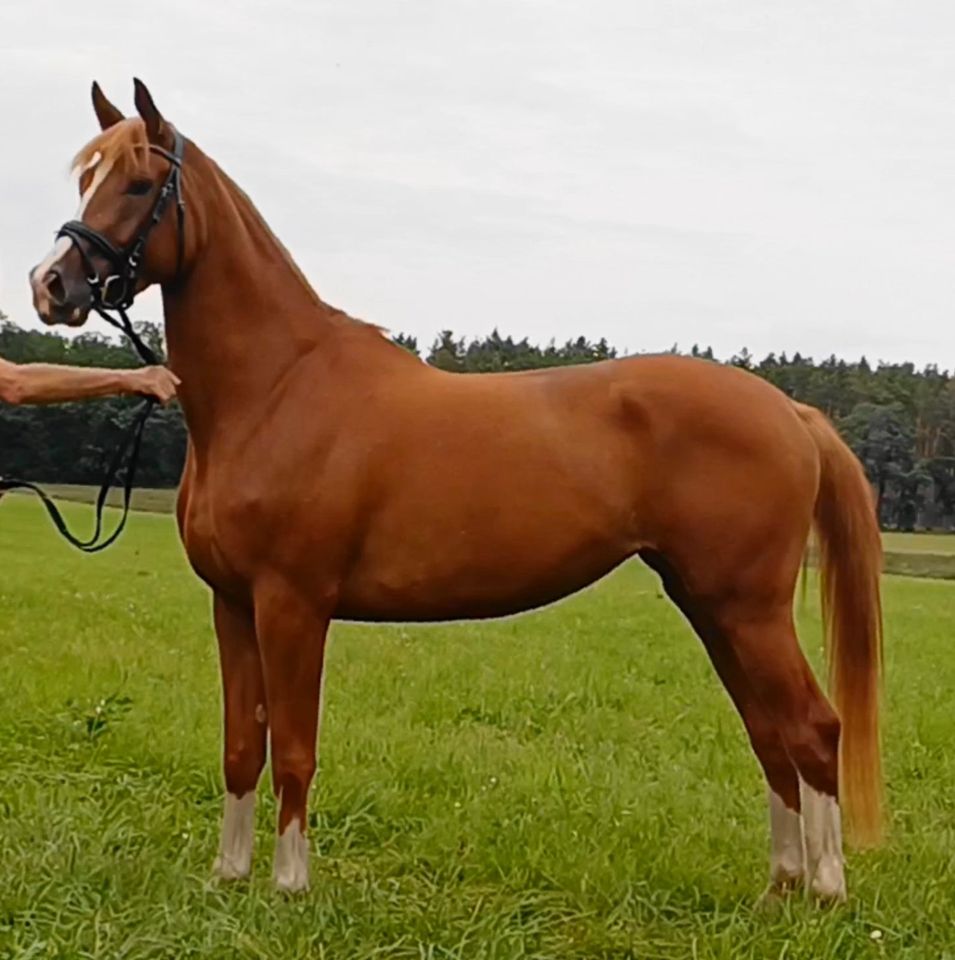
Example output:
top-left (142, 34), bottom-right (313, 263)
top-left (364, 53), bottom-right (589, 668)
top-left (1, 315), bottom-right (952, 530)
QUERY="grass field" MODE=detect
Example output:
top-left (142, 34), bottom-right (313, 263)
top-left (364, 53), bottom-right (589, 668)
top-left (882, 532), bottom-right (955, 555)
top-left (3, 495), bottom-right (955, 958)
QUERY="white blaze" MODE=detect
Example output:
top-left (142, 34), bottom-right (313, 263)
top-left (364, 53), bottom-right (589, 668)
top-left (33, 236), bottom-right (73, 286)
top-left (32, 151), bottom-right (115, 310)
top-left (75, 152), bottom-right (114, 216)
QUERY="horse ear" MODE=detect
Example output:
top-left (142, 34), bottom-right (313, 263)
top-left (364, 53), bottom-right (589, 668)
top-left (91, 81), bottom-right (124, 131)
top-left (133, 78), bottom-right (169, 145)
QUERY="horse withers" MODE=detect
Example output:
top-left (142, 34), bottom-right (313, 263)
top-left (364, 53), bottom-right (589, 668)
top-left (29, 80), bottom-right (883, 901)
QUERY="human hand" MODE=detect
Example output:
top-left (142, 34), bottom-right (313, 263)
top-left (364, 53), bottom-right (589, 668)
top-left (126, 366), bottom-right (181, 404)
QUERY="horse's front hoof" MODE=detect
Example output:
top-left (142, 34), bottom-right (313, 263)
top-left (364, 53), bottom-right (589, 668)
top-left (274, 871), bottom-right (310, 894)
top-left (213, 855), bottom-right (251, 882)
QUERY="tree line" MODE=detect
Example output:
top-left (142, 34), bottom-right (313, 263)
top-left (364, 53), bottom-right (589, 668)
top-left (1, 314), bottom-right (952, 530)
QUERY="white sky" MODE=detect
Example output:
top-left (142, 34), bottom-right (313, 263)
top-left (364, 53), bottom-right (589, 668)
top-left (2, 1), bottom-right (954, 367)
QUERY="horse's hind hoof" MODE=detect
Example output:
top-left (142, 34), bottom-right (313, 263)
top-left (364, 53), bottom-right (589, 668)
top-left (809, 860), bottom-right (847, 905)
top-left (810, 881), bottom-right (847, 906)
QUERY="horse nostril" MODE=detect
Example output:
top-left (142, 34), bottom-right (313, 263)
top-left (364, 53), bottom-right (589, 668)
top-left (46, 269), bottom-right (67, 306)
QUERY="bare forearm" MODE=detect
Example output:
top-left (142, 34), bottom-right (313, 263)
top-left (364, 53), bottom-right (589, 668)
top-left (0, 359), bottom-right (179, 406)
top-left (0, 363), bottom-right (135, 405)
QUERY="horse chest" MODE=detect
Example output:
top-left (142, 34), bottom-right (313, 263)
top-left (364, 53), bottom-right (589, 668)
top-left (178, 485), bottom-right (251, 595)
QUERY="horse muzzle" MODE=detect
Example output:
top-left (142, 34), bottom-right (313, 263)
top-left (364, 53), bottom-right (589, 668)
top-left (30, 255), bottom-right (92, 327)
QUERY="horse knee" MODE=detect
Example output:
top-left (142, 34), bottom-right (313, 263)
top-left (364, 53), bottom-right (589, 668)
top-left (271, 747), bottom-right (316, 802)
top-left (224, 741), bottom-right (265, 796)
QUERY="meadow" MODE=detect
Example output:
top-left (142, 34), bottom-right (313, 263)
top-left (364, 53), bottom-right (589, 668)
top-left (2, 493), bottom-right (955, 959)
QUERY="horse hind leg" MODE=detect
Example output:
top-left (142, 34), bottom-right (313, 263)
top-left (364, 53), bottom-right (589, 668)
top-left (705, 641), bottom-right (808, 895)
top-left (643, 553), bottom-right (806, 896)
top-left (713, 600), bottom-right (845, 903)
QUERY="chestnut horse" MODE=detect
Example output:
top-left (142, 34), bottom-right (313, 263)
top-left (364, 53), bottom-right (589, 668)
top-left (29, 80), bottom-right (883, 901)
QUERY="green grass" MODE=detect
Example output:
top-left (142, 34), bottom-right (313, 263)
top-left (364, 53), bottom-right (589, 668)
top-left (2, 496), bottom-right (955, 958)
top-left (882, 531), bottom-right (955, 555)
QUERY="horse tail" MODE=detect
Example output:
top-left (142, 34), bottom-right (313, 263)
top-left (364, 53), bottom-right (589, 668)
top-left (797, 403), bottom-right (884, 846)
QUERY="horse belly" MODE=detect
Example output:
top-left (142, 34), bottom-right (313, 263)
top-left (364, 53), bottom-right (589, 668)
top-left (334, 505), bottom-right (638, 622)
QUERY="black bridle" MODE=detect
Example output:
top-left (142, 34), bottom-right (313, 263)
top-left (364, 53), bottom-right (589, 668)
top-left (57, 129), bottom-right (186, 361)
top-left (0, 130), bottom-right (187, 553)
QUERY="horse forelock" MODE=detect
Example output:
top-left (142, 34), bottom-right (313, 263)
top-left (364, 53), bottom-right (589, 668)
top-left (71, 118), bottom-right (150, 178)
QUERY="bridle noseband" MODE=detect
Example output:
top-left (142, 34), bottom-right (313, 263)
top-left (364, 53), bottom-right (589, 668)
top-left (55, 128), bottom-right (186, 361)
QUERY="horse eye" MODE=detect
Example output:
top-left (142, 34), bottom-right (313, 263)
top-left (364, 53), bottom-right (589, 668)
top-left (125, 179), bottom-right (153, 196)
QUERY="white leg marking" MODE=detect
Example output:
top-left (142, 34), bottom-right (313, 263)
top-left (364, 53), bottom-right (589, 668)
top-left (800, 778), bottom-right (846, 901)
top-left (768, 788), bottom-right (805, 888)
top-left (213, 791), bottom-right (256, 880)
top-left (273, 816), bottom-right (309, 892)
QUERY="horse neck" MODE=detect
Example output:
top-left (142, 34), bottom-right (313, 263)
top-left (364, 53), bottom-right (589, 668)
top-left (161, 158), bottom-right (357, 446)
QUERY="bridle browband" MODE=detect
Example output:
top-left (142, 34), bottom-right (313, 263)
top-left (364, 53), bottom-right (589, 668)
top-left (0, 129), bottom-right (187, 553)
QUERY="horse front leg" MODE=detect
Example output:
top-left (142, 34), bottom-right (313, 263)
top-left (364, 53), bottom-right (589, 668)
top-left (212, 593), bottom-right (268, 880)
top-left (254, 577), bottom-right (331, 893)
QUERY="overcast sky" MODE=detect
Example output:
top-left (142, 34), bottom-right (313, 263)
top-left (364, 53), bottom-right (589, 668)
top-left (2, 1), bottom-right (954, 367)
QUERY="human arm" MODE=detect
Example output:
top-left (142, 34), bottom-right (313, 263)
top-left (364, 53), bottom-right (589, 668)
top-left (0, 358), bottom-right (180, 406)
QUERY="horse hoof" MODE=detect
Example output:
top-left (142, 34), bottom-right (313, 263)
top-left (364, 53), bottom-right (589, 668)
top-left (213, 855), bottom-right (251, 881)
top-left (808, 857), bottom-right (847, 905)
top-left (274, 872), bottom-right (310, 894)
top-left (810, 881), bottom-right (847, 906)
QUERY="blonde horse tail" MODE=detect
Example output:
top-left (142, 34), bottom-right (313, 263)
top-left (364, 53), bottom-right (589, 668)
top-left (797, 403), bottom-right (884, 846)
